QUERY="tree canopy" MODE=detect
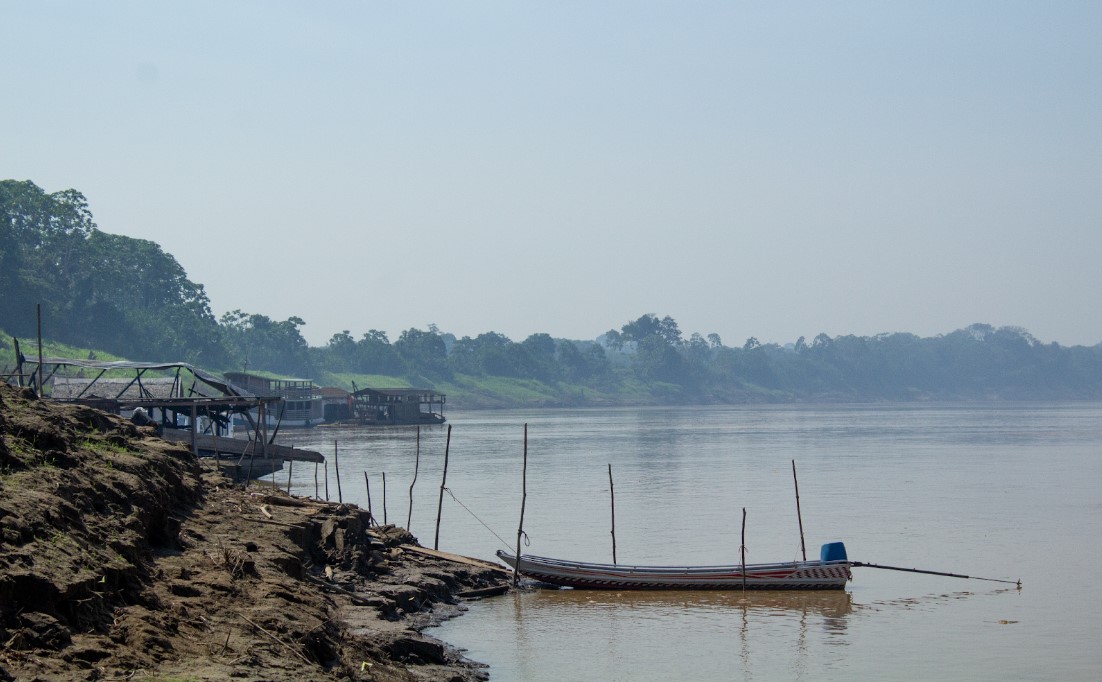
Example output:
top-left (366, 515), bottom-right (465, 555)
top-left (3, 179), bottom-right (1100, 405)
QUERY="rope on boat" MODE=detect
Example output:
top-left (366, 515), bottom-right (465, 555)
top-left (442, 487), bottom-right (515, 551)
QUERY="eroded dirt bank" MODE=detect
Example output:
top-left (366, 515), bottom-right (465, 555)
top-left (0, 384), bottom-right (510, 681)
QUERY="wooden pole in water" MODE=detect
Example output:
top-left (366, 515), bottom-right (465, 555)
top-left (514, 424), bottom-right (529, 587)
top-left (407, 426), bottom-right (420, 530)
top-left (314, 461), bottom-right (319, 500)
top-left (608, 463), bottom-right (618, 565)
top-left (382, 471), bottom-right (387, 525)
top-left (324, 461), bottom-right (330, 501)
top-left (434, 424), bottom-right (452, 550)
top-left (850, 562), bottom-right (1022, 586)
top-left (286, 458), bottom-right (293, 494)
top-left (364, 472), bottom-right (373, 524)
top-left (333, 440), bottom-right (343, 504)
top-left (792, 459), bottom-right (807, 562)
top-left (741, 507), bottom-right (747, 592)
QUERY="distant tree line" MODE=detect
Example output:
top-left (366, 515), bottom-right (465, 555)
top-left (4, 179), bottom-right (1101, 403)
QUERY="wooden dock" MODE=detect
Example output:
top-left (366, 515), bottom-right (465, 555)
top-left (159, 430), bottom-right (324, 463)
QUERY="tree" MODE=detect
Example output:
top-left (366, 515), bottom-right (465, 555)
top-left (0, 180), bottom-right (225, 365)
top-left (220, 311), bottom-right (312, 377)
top-left (395, 327), bottom-right (449, 378)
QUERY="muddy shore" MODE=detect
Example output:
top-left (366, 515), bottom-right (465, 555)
top-left (0, 385), bottom-right (511, 681)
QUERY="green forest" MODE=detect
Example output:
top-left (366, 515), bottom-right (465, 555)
top-left (3, 179), bottom-right (1101, 407)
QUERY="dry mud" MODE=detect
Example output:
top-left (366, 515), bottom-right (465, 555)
top-left (0, 385), bottom-right (510, 681)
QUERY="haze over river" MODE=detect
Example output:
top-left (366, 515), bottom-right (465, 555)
top-left (277, 403), bottom-right (1102, 680)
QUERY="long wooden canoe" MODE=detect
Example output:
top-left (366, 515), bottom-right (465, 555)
top-left (496, 548), bottom-right (853, 590)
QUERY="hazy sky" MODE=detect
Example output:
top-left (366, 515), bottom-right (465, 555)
top-left (4, 2), bottom-right (1100, 347)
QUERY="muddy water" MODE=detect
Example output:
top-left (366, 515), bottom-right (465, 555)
top-left (277, 403), bottom-right (1102, 680)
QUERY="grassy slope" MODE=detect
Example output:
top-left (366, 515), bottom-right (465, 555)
top-left (0, 329), bottom-right (713, 409)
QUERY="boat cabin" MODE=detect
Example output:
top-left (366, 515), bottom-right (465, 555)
top-left (350, 387), bottom-right (446, 425)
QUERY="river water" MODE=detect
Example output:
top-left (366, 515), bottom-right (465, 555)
top-left (276, 403), bottom-right (1102, 680)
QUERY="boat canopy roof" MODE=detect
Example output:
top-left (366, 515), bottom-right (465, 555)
top-left (40, 357), bottom-right (250, 397)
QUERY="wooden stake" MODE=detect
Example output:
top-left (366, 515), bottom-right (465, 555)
top-left (741, 507), bottom-right (747, 592)
top-left (191, 402), bottom-right (199, 458)
top-left (36, 303), bottom-right (43, 397)
top-left (514, 424), bottom-right (529, 587)
top-left (407, 426), bottom-right (420, 530)
top-left (286, 458), bottom-right (293, 494)
top-left (851, 561), bottom-right (1021, 586)
top-left (12, 337), bottom-right (24, 387)
top-left (364, 472), bottom-right (373, 523)
top-left (434, 424), bottom-right (452, 550)
top-left (314, 460), bottom-right (319, 500)
top-left (382, 471), bottom-right (387, 525)
top-left (334, 440), bottom-right (343, 503)
top-left (792, 459), bottom-right (807, 562)
top-left (324, 461), bottom-right (330, 501)
top-left (608, 463), bottom-right (617, 565)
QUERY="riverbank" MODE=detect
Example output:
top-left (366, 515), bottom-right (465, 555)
top-left (0, 384), bottom-right (510, 681)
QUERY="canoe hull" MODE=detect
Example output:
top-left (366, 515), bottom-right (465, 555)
top-left (497, 550), bottom-right (852, 590)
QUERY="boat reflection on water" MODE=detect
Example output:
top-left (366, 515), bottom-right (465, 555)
top-left (446, 587), bottom-right (858, 679)
top-left (519, 587), bottom-right (854, 621)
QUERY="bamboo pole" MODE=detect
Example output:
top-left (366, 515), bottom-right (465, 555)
top-left (514, 424), bottom-right (529, 587)
top-left (407, 426), bottom-right (420, 530)
top-left (851, 562), bottom-right (1021, 586)
top-left (792, 460), bottom-right (807, 562)
top-left (382, 471), bottom-right (388, 525)
top-left (190, 402), bottom-right (198, 458)
top-left (260, 403), bottom-right (268, 460)
top-left (36, 303), bottom-right (43, 397)
top-left (12, 337), bottom-right (24, 387)
top-left (741, 507), bottom-right (747, 592)
top-left (608, 463), bottom-right (618, 565)
top-left (434, 424), bottom-right (452, 550)
top-left (333, 440), bottom-right (343, 504)
top-left (364, 472), bottom-right (373, 523)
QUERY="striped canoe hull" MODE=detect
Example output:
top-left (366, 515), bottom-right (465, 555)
top-left (497, 551), bottom-right (852, 590)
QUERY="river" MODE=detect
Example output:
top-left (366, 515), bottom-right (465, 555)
top-left (276, 403), bottom-right (1102, 680)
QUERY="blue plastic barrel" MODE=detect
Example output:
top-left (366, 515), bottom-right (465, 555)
top-left (820, 542), bottom-right (848, 563)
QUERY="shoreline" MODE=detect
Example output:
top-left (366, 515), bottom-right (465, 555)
top-left (0, 385), bottom-right (510, 681)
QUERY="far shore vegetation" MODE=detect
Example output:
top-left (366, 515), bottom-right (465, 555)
top-left (4, 179), bottom-right (1101, 408)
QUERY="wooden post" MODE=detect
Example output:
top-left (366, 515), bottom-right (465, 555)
top-left (334, 440), bottom-right (343, 504)
top-left (434, 424), bottom-right (452, 550)
top-left (260, 403), bottom-right (268, 459)
top-left (244, 436), bottom-right (257, 488)
top-left (36, 303), bottom-right (43, 397)
top-left (792, 459), bottom-right (807, 562)
top-left (407, 426), bottom-right (420, 530)
top-left (314, 461), bottom-right (319, 500)
top-left (608, 463), bottom-right (617, 565)
top-left (324, 461), bottom-right (330, 501)
top-left (741, 507), bottom-right (747, 592)
top-left (190, 402), bottom-right (198, 457)
top-left (286, 458), bottom-right (293, 494)
top-left (12, 337), bottom-right (24, 387)
top-left (382, 471), bottom-right (388, 525)
top-left (364, 472), bottom-right (373, 523)
top-left (514, 424), bottom-right (529, 587)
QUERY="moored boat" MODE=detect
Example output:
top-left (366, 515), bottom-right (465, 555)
top-left (497, 542), bottom-right (853, 590)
